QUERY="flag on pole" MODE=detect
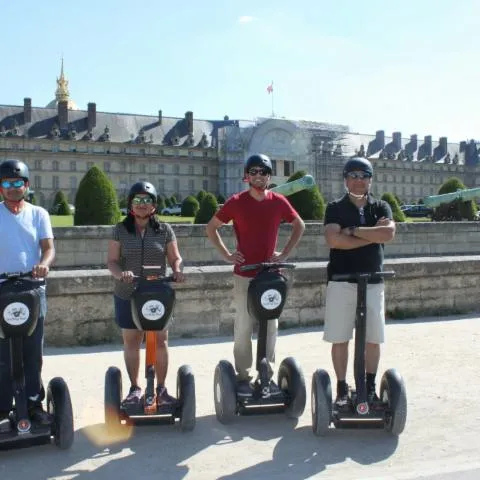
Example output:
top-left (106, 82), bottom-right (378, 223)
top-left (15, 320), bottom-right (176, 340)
top-left (266, 82), bottom-right (273, 94)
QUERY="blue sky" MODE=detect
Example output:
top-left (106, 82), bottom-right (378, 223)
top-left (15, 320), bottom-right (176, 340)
top-left (1, 0), bottom-right (478, 142)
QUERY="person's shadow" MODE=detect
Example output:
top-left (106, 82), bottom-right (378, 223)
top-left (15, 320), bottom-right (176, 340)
top-left (217, 425), bottom-right (399, 480)
top-left (0, 413), bottom-right (299, 479)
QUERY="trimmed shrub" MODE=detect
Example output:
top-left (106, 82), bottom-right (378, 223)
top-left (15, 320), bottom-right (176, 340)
top-left (194, 193), bottom-right (218, 224)
top-left (157, 195), bottom-right (166, 212)
top-left (381, 192), bottom-right (405, 222)
top-left (216, 193), bottom-right (225, 204)
top-left (74, 165), bottom-right (121, 225)
top-left (285, 170), bottom-right (325, 220)
top-left (182, 195), bottom-right (200, 217)
top-left (170, 195), bottom-right (177, 205)
top-left (57, 198), bottom-right (72, 216)
top-left (432, 177), bottom-right (477, 221)
top-left (197, 190), bottom-right (207, 204)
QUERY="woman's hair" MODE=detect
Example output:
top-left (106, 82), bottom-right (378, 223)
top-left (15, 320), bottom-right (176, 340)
top-left (122, 212), bottom-right (162, 234)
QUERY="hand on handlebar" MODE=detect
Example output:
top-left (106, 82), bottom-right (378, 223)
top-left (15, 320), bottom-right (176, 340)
top-left (269, 251), bottom-right (288, 263)
top-left (119, 271), bottom-right (135, 283)
top-left (32, 264), bottom-right (49, 279)
top-left (172, 271), bottom-right (185, 283)
top-left (226, 250), bottom-right (245, 265)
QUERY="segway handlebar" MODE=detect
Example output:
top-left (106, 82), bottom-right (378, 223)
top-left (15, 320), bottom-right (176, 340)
top-left (0, 271), bottom-right (46, 285)
top-left (332, 271), bottom-right (395, 282)
top-left (239, 262), bottom-right (296, 272)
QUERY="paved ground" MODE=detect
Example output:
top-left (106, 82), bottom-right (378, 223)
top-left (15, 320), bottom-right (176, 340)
top-left (0, 315), bottom-right (479, 480)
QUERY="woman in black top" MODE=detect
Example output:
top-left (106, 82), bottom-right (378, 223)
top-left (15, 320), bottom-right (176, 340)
top-left (107, 181), bottom-right (184, 406)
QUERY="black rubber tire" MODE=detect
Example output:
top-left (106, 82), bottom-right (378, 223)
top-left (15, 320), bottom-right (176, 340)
top-left (104, 366), bottom-right (122, 428)
top-left (177, 364), bottom-right (196, 432)
top-left (380, 368), bottom-right (407, 435)
top-left (277, 357), bottom-right (306, 419)
top-left (311, 369), bottom-right (332, 436)
top-left (47, 377), bottom-right (74, 449)
top-left (213, 360), bottom-right (237, 424)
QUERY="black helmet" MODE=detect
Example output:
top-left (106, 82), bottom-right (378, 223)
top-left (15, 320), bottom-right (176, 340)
top-left (0, 159), bottom-right (29, 181)
top-left (128, 181), bottom-right (157, 205)
top-left (244, 154), bottom-right (273, 175)
top-left (343, 157), bottom-right (373, 178)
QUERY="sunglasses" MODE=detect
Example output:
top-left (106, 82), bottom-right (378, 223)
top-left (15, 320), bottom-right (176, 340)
top-left (248, 168), bottom-right (269, 176)
top-left (131, 196), bottom-right (154, 205)
top-left (346, 172), bottom-right (371, 180)
top-left (1, 179), bottom-right (26, 189)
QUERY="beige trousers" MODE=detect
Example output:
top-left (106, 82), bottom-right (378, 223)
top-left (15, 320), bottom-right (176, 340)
top-left (233, 274), bottom-right (277, 380)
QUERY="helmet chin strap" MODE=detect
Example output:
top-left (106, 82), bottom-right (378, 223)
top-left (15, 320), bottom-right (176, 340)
top-left (344, 181), bottom-right (369, 199)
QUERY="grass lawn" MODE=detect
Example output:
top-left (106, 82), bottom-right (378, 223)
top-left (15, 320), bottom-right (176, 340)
top-left (50, 215), bottom-right (194, 227)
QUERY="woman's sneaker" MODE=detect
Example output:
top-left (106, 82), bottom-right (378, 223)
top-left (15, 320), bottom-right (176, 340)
top-left (156, 386), bottom-right (176, 406)
top-left (122, 386), bottom-right (142, 405)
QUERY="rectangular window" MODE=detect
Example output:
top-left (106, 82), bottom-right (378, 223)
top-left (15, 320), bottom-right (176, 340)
top-left (188, 179), bottom-right (194, 191)
top-left (104, 162), bottom-right (111, 173)
top-left (203, 179), bottom-right (209, 191)
top-left (189, 165), bottom-right (195, 175)
top-left (174, 165), bottom-right (180, 175)
top-left (174, 179), bottom-right (180, 192)
top-left (157, 164), bottom-right (165, 174)
top-left (202, 166), bottom-right (208, 176)
top-left (271, 160), bottom-right (277, 176)
top-left (70, 161), bottom-right (76, 171)
top-left (139, 164), bottom-right (146, 174)
top-left (34, 175), bottom-right (41, 189)
top-left (70, 176), bottom-right (77, 189)
top-left (158, 179), bottom-right (165, 192)
top-left (284, 161), bottom-right (294, 177)
top-left (53, 161), bottom-right (59, 171)
top-left (35, 159), bottom-right (41, 170)
top-left (52, 176), bottom-right (59, 189)
top-left (87, 161), bottom-right (94, 170)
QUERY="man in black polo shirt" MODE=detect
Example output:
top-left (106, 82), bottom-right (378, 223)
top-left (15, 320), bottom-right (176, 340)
top-left (323, 156), bottom-right (396, 407)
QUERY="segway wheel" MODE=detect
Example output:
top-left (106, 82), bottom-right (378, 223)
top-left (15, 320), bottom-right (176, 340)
top-left (380, 368), bottom-right (407, 435)
top-left (311, 369), bottom-right (332, 436)
top-left (213, 360), bottom-right (237, 424)
top-left (46, 377), bottom-right (74, 450)
top-left (278, 357), bottom-right (306, 419)
top-left (177, 364), bottom-right (196, 432)
top-left (104, 366), bottom-right (122, 428)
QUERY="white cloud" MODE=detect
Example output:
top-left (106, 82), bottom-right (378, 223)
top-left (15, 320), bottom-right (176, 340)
top-left (238, 16), bottom-right (255, 24)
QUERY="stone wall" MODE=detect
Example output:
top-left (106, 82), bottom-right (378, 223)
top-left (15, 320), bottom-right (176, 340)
top-left (43, 256), bottom-right (480, 346)
top-left (52, 222), bottom-right (480, 269)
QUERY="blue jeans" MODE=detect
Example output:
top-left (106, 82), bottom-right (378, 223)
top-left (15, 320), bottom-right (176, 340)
top-left (0, 288), bottom-right (47, 411)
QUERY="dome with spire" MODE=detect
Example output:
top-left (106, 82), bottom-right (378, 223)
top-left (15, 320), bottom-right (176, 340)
top-left (46, 59), bottom-right (79, 110)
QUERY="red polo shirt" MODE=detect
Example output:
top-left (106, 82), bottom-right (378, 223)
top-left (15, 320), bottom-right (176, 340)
top-left (215, 190), bottom-right (299, 277)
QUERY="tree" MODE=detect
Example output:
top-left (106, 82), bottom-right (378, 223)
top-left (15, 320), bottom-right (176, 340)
top-left (381, 192), bottom-right (405, 222)
top-left (182, 195), bottom-right (200, 217)
top-left (432, 177), bottom-right (477, 221)
top-left (165, 197), bottom-right (172, 208)
top-left (157, 195), bottom-right (166, 212)
top-left (394, 194), bottom-right (403, 206)
top-left (170, 195), bottom-right (177, 205)
top-left (197, 190), bottom-right (207, 204)
top-left (74, 165), bottom-right (121, 225)
top-left (53, 190), bottom-right (68, 206)
top-left (194, 193), bottom-right (218, 224)
top-left (57, 198), bottom-right (72, 216)
top-left (216, 193), bottom-right (225, 204)
top-left (285, 170), bottom-right (325, 220)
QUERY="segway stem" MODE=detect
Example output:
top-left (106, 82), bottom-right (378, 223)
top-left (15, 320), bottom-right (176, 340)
top-left (144, 332), bottom-right (157, 413)
top-left (10, 336), bottom-right (29, 426)
top-left (354, 275), bottom-right (368, 405)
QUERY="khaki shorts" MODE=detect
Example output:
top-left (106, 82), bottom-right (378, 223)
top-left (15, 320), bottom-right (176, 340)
top-left (323, 281), bottom-right (385, 344)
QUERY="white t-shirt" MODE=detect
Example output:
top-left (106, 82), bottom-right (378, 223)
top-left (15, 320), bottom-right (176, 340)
top-left (0, 202), bottom-right (54, 274)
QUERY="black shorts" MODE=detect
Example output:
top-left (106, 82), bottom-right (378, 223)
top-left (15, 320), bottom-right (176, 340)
top-left (113, 295), bottom-right (137, 330)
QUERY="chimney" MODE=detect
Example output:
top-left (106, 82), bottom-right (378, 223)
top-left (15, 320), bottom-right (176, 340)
top-left (439, 136), bottom-right (448, 156)
top-left (410, 134), bottom-right (418, 151)
top-left (375, 130), bottom-right (385, 149)
top-left (185, 111), bottom-right (193, 134)
top-left (158, 110), bottom-right (162, 125)
top-left (58, 100), bottom-right (68, 130)
top-left (87, 102), bottom-right (96, 130)
top-left (23, 98), bottom-right (32, 123)
top-left (424, 135), bottom-right (432, 156)
top-left (392, 131), bottom-right (402, 150)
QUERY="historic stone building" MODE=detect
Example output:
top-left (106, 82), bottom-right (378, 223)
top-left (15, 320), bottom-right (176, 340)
top-left (1, 63), bottom-right (479, 208)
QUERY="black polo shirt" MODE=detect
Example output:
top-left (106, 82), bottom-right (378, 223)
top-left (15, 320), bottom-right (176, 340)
top-left (324, 194), bottom-right (393, 282)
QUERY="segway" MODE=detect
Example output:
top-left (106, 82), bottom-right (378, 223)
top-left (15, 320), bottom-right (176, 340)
top-left (214, 263), bottom-right (306, 424)
top-left (0, 271), bottom-right (74, 449)
top-left (104, 268), bottom-right (195, 432)
top-left (311, 271), bottom-right (407, 436)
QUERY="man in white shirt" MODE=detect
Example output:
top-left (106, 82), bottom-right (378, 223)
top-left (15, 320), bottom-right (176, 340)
top-left (0, 160), bottom-right (55, 433)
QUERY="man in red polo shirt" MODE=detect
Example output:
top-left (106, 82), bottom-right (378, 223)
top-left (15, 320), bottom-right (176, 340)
top-left (206, 154), bottom-right (305, 396)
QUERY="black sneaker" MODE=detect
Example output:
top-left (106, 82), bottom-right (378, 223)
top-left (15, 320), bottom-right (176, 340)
top-left (0, 411), bottom-right (12, 434)
top-left (236, 379), bottom-right (253, 398)
top-left (335, 384), bottom-right (351, 409)
top-left (122, 385), bottom-right (142, 405)
top-left (28, 403), bottom-right (51, 426)
top-left (156, 386), bottom-right (176, 406)
top-left (367, 389), bottom-right (383, 409)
